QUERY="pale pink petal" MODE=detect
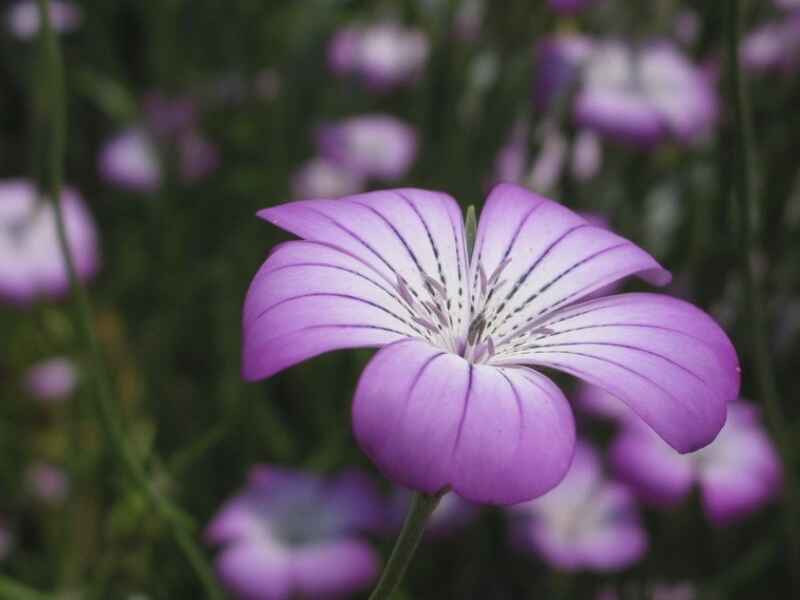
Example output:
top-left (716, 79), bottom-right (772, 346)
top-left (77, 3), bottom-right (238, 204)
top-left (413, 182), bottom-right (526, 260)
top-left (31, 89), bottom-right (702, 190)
top-left (493, 293), bottom-right (739, 452)
top-left (352, 338), bottom-right (575, 504)
top-left (472, 184), bottom-right (669, 344)
top-left (290, 539), bottom-right (379, 599)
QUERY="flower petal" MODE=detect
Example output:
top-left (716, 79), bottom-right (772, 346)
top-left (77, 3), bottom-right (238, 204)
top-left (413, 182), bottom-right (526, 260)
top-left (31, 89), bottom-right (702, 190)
top-left (290, 539), bottom-right (379, 599)
top-left (352, 338), bottom-right (575, 504)
top-left (215, 540), bottom-right (292, 600)
top-left (472, 184), bottom-right (669, 343)
top-left (245, 189), bottom-right (470, 380)
top-left (609, 427), bottom-right (695, 507)
top-left (493, 293), bottom-right (739, 452)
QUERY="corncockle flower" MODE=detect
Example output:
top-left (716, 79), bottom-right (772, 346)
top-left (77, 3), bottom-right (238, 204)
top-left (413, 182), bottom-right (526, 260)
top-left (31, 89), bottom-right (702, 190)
top-left (548, 0), bottom-right (599, 14)
top-left (388, 489), bottom-right (477, 537)
top-left (243, 183), bottom-right (739, 504)
top-left (673, 10), bottom-right (700, 47)
top-left (0, 518), bottom-right (12, 561)
top-left (0, 179), bottom-right (99, 304)
top-left (178, 130), bottom-right (220, 183)
top-left (23, 356), bottom-right (78, 403)
top-left (533, 34), bottom-right (593, 113)
top-left (26, 462), bottom-right (69, 504)
top-left (493, 120), bottom-right (528, 185)
top-left (741, 14), bottom-right (800, 74)
top-left (206, 466), bottom-right (382, 600)
top-left (453, 0), bottom-right (484, 42)
top-left (776, 0), bottom-right (800, 10)
top-left (508, 443), bottom-right (647, 572)
top-left (528, 125), bottom-right (568, 193)
top-left (142, 92), bottom-right (197, 138)
top-left (317, 115), bottom-right (417, 181)
top-left (6, 0), bottom-right (80, 40)
top-left (610, 400), bottom-right (781, 525)
top-left (291, 157), bottom-right (365, 200)
top-left (328, 23), bottom-right (429, 90)
top-left (98, 128), bottom-right (162, 192)
top-left (575, 41), bottom-right (718, 146)
top-left (571, 130), bottom-right (602, 182)
top-left (598, 582), bottom-right (696, 600)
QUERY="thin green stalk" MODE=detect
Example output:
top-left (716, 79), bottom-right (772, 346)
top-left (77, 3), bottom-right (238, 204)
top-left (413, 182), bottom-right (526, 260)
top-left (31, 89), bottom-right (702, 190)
top-left (368, 492), bottom-right (443, 600)
top-left (34, 2), bottom-right (223, 597)
top-left (724, 0), bottom-right (800, 579)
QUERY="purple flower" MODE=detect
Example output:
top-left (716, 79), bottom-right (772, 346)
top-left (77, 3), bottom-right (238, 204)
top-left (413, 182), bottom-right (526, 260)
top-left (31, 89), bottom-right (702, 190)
top-left (316, 115), bottom-right (417, 181)
top-left (26, 462), bottom-right (69, 504)
top-left (6, 0), bottom-right (81, 40)
top-left (142, 92), bottom-right (197, 138)
top-left (206, 467), bottom-right (381, 600)
top-left (23, 356), bottom-right (78, 403)
top-left (575, 41), bottom-right (718, 146)
top-left (98, 128), bottom-right (162, 192)
top-left (598, 582), bottom-right (696, 600)
top-left (493, 120), bottom-right (529, 185)
top-left (571, 130), bottom-right (602, 181)
top-left (242, 183), bottom-right (739, 504)
top-left (548, 0), bottom-right (599, 14)
top-left (776, 0), bottom-right (800, 10)
top-left (291, 158), bottom-right (365, 200)
top-left (741, 14), bottom-right (800, 74)
top-left (610, 399), bottom-right (782, 526)
top-left (0, 518), bottom-right (13, 561)
top-left (178, 130), bottom-right (220, 183)
top-left (0, 179), bottom-right (99, 304)
top-left (509, 443), bottom-right (647, 571)
top-left (328, 23), bottom-right (429, 91)
top-left (533, 34), bottom-right (593, 113)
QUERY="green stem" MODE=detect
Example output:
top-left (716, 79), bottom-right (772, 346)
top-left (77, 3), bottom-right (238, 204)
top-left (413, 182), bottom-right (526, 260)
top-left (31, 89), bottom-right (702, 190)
top-left (34, 2), bottom-right (223, 597)
top-left (725, 0), bottom-right (800, 580)
top-left (368, 492), bottom-right (443, 600)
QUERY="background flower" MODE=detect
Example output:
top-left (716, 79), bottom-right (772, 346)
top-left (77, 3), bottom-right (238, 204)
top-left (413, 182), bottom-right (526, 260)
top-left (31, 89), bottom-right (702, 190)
top-left (206, 467), bottom-right (382, 600)
top-left (0, 180), bottom-right (99, 304)
top-left (509, 442), bottom-right (647, 572)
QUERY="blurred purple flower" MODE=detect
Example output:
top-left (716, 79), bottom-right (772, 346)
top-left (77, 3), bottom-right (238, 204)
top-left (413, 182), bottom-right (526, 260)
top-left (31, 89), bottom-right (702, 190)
top-left (178, 130), bottom-right (220, 183)
top-left (98, 128), bottom-right (162, 192)
top-left (528, 125), bottom-right (568, 192)
top-left (610, 399), bottom-right (782, 526)
top-left (328, 23), bottom-right (429, 90)
top-left (509, 442), bottom-right (647, 572)
top-left (6, 0), bottom-right (81, 40)
top-left (387, 488), bottom-right (478, 537)
top-left (243, 183), bottom-right (739, 504)
top-left (0, 179), bottom-right (99, 304)
top-left (741, 14), bottom-right (800, 74)
top-left (206, 467), bottom-right (382, 600)
top-left (23, 356), bottom-right (78, 403)
top-left (575, 41), bottom-right (718, 147)
top-left (317, 115), bottom-right (417, 181)
top-left (26, 462), bottom-right (69, 505)
top-left (598, 582), bottom-right (696, 600)
top-left (453, 0), bottom-right (484, 42)
top-left (142, 92), bottom-right (197, 138)
top-left (0, 518), bottom-right (13, 561)
top-left (673, 10), bottom-right (701, 47)
top-left (776, 0), bottom-right (800, 10)
top-left (571, 129), bottom-right (602, 181)
top-left (290, 157), bottom-right (365, 200)
top-left (493, 119), bottom-right (529, 184)
top-left (533, 34), bottom-right (593, 113)
top-left (548, 0), bottom-right (599, 14)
